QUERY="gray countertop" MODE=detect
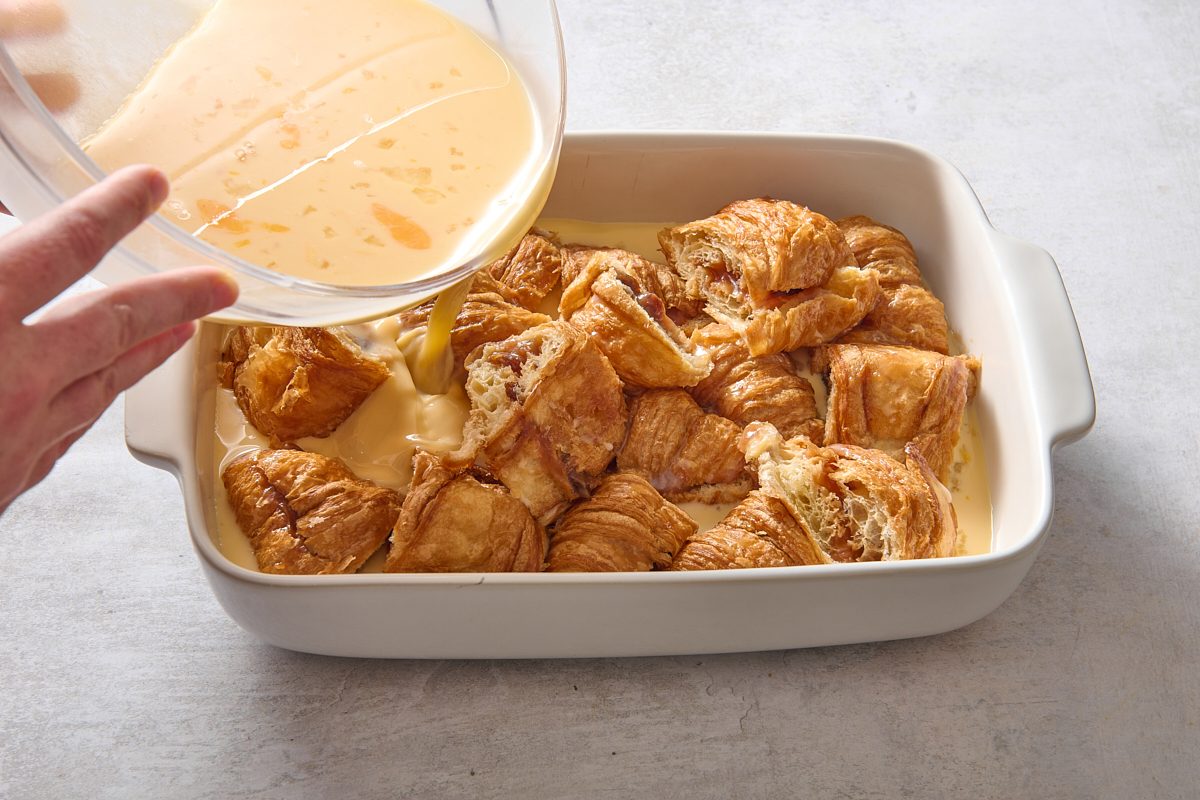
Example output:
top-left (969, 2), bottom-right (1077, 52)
top-left (2, 1), bottom-right (1197, 797)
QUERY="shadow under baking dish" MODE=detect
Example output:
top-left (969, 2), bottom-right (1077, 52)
top-left (127, 131), bottom-right (1094, 658)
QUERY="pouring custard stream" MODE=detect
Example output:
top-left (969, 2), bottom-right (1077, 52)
top-left (82, 0), bottom-right (549, 385)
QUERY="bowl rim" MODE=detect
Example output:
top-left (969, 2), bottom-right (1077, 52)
top-left (129, 128), bottom-right (1094, 589)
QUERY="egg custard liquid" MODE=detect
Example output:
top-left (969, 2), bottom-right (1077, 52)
top-left (83, 0), bottom-right (546, 288)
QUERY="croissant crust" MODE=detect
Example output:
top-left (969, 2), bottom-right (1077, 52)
top-left (744, 422), bottom-right (957, 563)
top-left (815, 343), bottom-right (980, 480)
top-left (397, 291), bottom-right (551, 369)
top-left (670, 490), bottom-right (826, 570)
top-left (660, 198), bottom-right (855, 301)
top-left (473, 229), bottom-right (563, 310)
top-left (221, 326), bottom-right (390, 444)
top-left (387, 451), bottom-right (545, 572)
top-left (689, 337), bottom-right (822, 440)
top-left (617, 389), bottom-right (750, 504)
top-left (222, 449), bottom-right (401, 575)
top-left (559, 248), bottom-right (711, 388)
top-left (454, 320), bottom-right (627, 523)
top-left (545, 473), bottom-right (695, 571)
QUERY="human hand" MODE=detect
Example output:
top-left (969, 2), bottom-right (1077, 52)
top-left (0, 165), bottom-right (239, 514)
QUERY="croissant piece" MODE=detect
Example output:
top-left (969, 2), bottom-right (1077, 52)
top-left (815, 343), bottom-right (980, 480)
top-left (660, 198), bottom-right (855, 302)
top-left (689, 337), bottom-right (822, 439)
top-left (561, 245), bottom-right (702, 320)
top-left (222, 449), bottom-right (401, 575)
top-left (560, 248), bottom-right (711, 388)
top-left (744, 422), bottom-right (957, 562)
top-left (454, 320), bottom-right (627, 523)
top-left (472, 229), bottom-right (562, 310)
top-left (836, 282), bottom-right (949, 354)
top-left (670, 490), bottom-right (826, 570)
top-left (397, 291), bottom-right (551, 369)
top-left (387, 451), bottom-right (545, 572)
top-left (617, 389), bottom-right (750, 503)
top-left (833, 215), bottom-right (949, 353)
top-left (836, 215), bottom-right (923, 288)
top-left (704, 265), bottom-right (883, 356)
top-left (545, 473), bottom-right (695, 571)
top-left (221, 326), bottom-right (390, 444)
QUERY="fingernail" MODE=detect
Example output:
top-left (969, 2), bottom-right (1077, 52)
top-left (210, 270), bottom-right (240, 308)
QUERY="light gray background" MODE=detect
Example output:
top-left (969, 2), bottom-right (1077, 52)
top-left (2, 1), bottom-right (1197, 797)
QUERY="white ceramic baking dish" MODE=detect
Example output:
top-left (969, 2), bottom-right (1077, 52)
top-left (125, 132), bottom-right (1095, 658)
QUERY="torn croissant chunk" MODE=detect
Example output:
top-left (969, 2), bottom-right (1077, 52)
top-left (559, 247), bottom-right (711, 388)
top-left (220, 326), bottom-right (390, 444)
top-left (833, 215), bottom-right (949, 353)
top-left (814, 343), bottom-right (980, 481)
top-left (689, 337), bottom-right (823, 440)
top-left (670, 490), bottom-right (826, 570)
top-left (222, 448), bottom-right (401, 575)
top-left (452, 320), bottom-right (627, 524)
top-left (472, 228), bottom-right (563, 311)
top-left (617, 389), bottom-right (751, 504)
top-left (545, 473), bottom-right (696, 572)
top-left (743, 422), bottom-right (958, 563)
top-left (397, 291), bottom-right (551, 370)
top-left (387, 451), bottom-right (545, 572)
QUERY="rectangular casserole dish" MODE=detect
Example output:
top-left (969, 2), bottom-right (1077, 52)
top-left (125, 132), bottom-right (1095, 658)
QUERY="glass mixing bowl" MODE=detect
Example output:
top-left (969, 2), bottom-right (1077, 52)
top-left (0, 0), bottom-right (565, 325)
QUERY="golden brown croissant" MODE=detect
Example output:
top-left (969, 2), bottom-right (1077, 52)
top-left (559, 248), bottom-right (711, 388)
top-left (397, 291), bottom-right (551, 369)
top-left (545, 473), bottom-right (696, 571)
top-left (744, 422), bottom-right (957, 562)
top-left (669, 490), bottom-right (826, 570)
top-left (561, 245), bottom-right (702, 320)
top-left (660, 198), bottom-right (855, 300)
top-left (689, 337), bottom-right (822, 439)
top-left (834, 215), bottom-right (949, 353)
top-left (703, 265), bottom-right (883, 356)
top-left (387, 451), bottom-right (545, 572)
top-left (220, 326), bottom-right (390, 444)
top-left (453, 320), bottom-right (627, 524)
top-left (617, 389), bottom-right (751, 503)
top-left (472, 229), bottom-right (562, 310)
top-left (222, 448), bottom-right (401, 575)
top-left (815, 343), bottom-right (980, 480)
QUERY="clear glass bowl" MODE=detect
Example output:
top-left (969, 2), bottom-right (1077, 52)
top-left (0, 0), bottom-right (565, 325)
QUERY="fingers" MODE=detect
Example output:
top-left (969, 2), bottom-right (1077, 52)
top-left (23, 71), bottom-right (80, 112)
top-left (43, 321), bottom-right (197, 441)
top-left (0, 165), bottom-right (169, 317)
top-left (35, 265), bottom-right (238, 388)
top-left (0, 1), bottom-right (66, 38)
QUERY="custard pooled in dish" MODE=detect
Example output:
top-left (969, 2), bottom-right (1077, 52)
top-left (744, 422), bottom-right (957, 563)
top-left (222, 449), bottom-right (401, 575)
top-left (559, 247), bottom-right (711, 388)
top-left (617, 389), bottom-right (751, 504)
top-left (833, 215), bottom-right (949, 354)
top-left (452, 320), bottom-right (627, 524)
top-left (670, 490), bottom-right (826, 571)
top-left (387, 451), bottom-right (545, 572)
top-left (815, 343), bottom-right (980, 481)
top-left (545, 473), bottom-right (696, 572)
top-left (660, 198), bottom-right (882, 355)
top-left (220, 326), bottom-right (390, 445)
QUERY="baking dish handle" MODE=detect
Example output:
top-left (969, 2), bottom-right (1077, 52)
top-left (992, 232), bottom-right (1096, 447)
top-left (124, 339), bottom-right (194, 473)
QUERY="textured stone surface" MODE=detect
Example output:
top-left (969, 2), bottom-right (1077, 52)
top-left (2, 1), bottom-right (1198, 797)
